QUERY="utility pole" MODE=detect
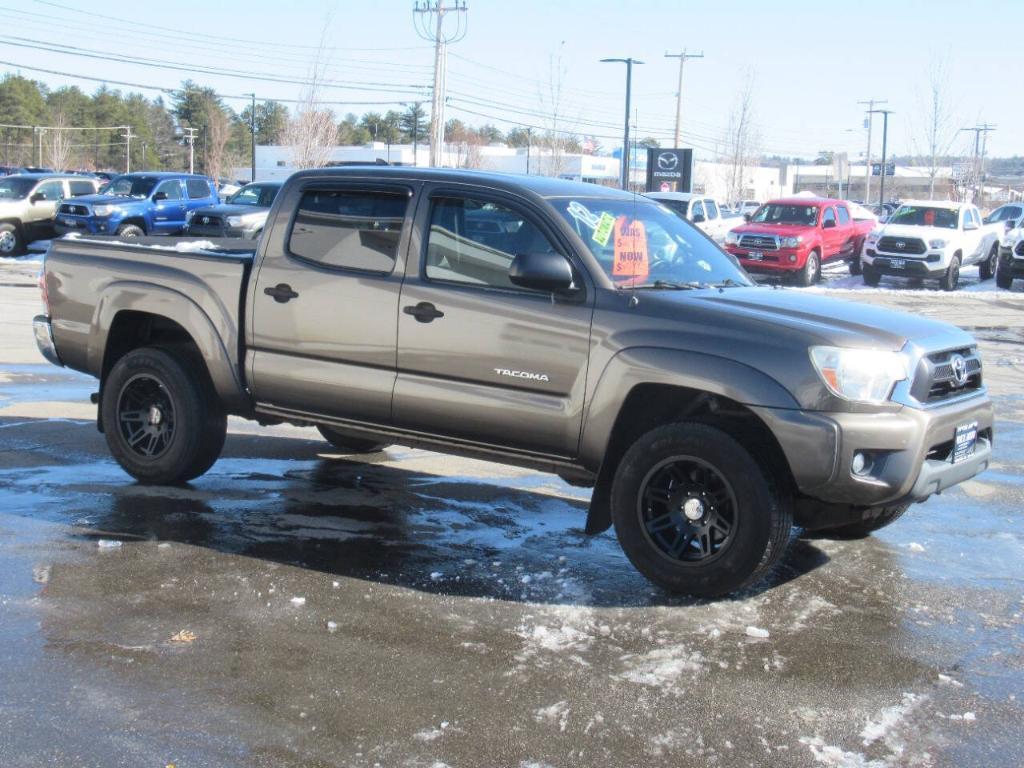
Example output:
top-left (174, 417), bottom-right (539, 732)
top-left (664, 49), bottom-right (703, 148)
top-left (858, 98), bottom-right (886, 202)
top-left (413, 1), bottom-right (468, 168)
top-left (244, 93), bottom-right (257, 182)
top-left (35, 126), bottom-right (44, 167)
top-left (525, 126), bottom-right (532, 175)
top-left (960, 124), bottom-right (996, 207)
top-left (869, 109), bottom-right (893, 207)
top-left (120, 126), bottom-right (135, 173)
top-left (601, 57), bottom-right (644, 190)
top-left (182, 127), bottom-right (197, 174)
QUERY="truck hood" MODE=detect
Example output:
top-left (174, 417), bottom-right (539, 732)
top-left (191, 204), bottom-right (269, 218)
top-left (0, 199), bottom-right (26, 213)
top-left (730, 222), bottom-right (815, 238)
top-left (875, 223), bottom-right (951, 241)
top-left (67, 193), bottom-right (146, 208)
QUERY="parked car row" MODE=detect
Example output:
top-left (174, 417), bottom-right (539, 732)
top-left (0, 173), bottom-right (102, 255)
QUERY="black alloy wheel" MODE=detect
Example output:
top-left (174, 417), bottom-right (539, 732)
top-left (116, 373), bottom-right (176, 459)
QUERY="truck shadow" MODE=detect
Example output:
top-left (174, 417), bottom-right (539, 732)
top-left (1, 418), bottom-right (830, 608)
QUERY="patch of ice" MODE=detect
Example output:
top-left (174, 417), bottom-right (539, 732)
top-left (326, 621), bottom-right (338, 633)
top-left (907, 542), bottom-right (926, 553)
top-left (618, 645), bottom-right (705, 687)
top-left (937, 673), bottom-right (963, 687)
top-left (963, 712), bottom-right (976, 722)
top-left (413, 727), bottom-right (444, 742)
top-left (518, 623), bottom-right (592, 654)
top-left (860, 692), bottom-right (923, 755)
top-left (96, 539), bottom-right (123, 549)
top-left (290, 596), bottom-right (306, 607)
top-left (800, 737), bottom-right (886, 768)
top-left (534, 700), bottom-right (569, 732)
top-left (745, 625), bottom-right (770, 639)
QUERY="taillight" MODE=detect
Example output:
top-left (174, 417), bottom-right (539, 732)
top-left (38, 265), bottom-right (50, 316)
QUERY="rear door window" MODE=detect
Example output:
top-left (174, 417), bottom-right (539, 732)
top-left (705, 200), bottom-right (719, 219)
top-left (836, 205), bottom-right (851, 225)
top-left (691, 200), bottom-right (705, 220)
top-left (155, 180), bottom-right (183, 200)
top-left (186, 179), bottom-right (213, 199)
top-left (288, 188), bottom-right (408, 273)
top-left (68, 179), bottom-right (96, 196)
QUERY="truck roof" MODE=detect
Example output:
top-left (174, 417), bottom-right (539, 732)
top-left (112, 171), bottom-right (211, 179)
top-left (290, 166), bottom-right (639, 202)
top-left (897, 199), bottom-right (963, 210)
top-left (765, 196), bottom-right (846, 206)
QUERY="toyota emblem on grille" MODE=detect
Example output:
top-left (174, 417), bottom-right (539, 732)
top-left (202, 216), bottom-right (209, 224)
top-left (950, 354), bottom-right (969, 387)
top-left (896, 241), bottom-right (906, 249)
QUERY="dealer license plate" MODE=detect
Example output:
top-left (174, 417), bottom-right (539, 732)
top-left (62, 217), bottom-right (76, 226)
top-left (953, 421), bottom-right (978, 463)
top-left (889, 258), bottom-right (905, 269)
top-left (747, 251), bottom-right (764, 261)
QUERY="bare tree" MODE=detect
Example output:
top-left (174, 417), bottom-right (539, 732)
top-left (537, 45), bottom-right (576, 178)
top-left (47, 113), bottom-right (73, 171)
top-left (203, 103), bottom-right (231, 183)
top-left (724, 70), bottom-right (760, 205)
top-left (284, 16), bottom-right (337, 170)
top-left (912, 55), bottom-right (959, 199)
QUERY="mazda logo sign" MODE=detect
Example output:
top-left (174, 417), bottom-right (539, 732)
top-left (657, 153), bottom-right (679, 171)
top-left (950, 354), bottom-right (969, 387)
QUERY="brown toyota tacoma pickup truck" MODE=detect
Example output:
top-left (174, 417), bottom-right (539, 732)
top-left (33, 168), bottom-right (994, 596)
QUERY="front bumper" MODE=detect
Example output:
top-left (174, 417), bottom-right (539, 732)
top-left (753, 391), bottom-right (994, 508)
top-left (186, 224), bottom-right (258, 239)
top-left (725, 246), bottom-right (804, 273)
top-left (33, 315), bottom-right (63, 367)
top-left (54, 217), bottom-right (117, 236)
top-left (862, 249), bottom-right (945, 278)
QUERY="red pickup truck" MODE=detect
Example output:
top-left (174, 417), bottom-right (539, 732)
top-left (724, 197), bottom-right (875, 286)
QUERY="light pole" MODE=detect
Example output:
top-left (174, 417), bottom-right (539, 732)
top-left (601, 57), bottom-right (644, 190)
top-left (869, 109), bottom-right (893, 207)
top-left (244, 92), bottom-right (256, 182)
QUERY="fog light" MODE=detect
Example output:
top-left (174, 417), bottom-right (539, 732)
top-left (789, 254), bottom-right (797, 263)
top-left (852, 451), bottom-right (873, 476)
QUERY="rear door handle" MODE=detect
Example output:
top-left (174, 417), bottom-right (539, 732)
top-left (403, 302), bottom-right (444, 323)
top-left (264, 283), bottom-right (299, 303)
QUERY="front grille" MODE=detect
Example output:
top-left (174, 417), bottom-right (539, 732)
top-left (59, 203), bottom-right (89, 216)
top-left (193, 215), bottom-right (222, 227)
top-left (738, 234), bottom-right (778, 250)
top-left (1015, 241), bottom-right (1024, 257)
top-left (909, 347), bottom-right (983, 404)
top-left (877, 236), bottom-right (926, 255)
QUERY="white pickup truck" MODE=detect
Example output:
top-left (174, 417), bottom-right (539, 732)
top-left (645, 192), bottom-right (731, 244)
top-left (860, 200), bottom-right (1002, 291)
top-left (996, 220), bottom-right (1024, 290)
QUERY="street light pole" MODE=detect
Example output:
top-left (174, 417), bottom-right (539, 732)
top-left (869, 109), bottom-right (893, 207)
top-left (244, 92), bottom-right (256, 182)
top-left (601, 57), bottom-right (644, 190)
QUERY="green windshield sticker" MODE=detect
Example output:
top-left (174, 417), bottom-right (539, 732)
top-left (592, 212), bottom-right (615, 247)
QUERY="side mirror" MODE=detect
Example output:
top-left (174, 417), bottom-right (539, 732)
top-left (509, 251), bottom-right (576, 294)
top-left (153, 191), bottom-right (168, 201)
top-left (823, 219), bottom-right (836, 229)
top-left (30, 192), bottom-right (45, 204)
top-left (692, 213), bottom-right (706, 224)
top-left (743, 213), bottom-right (752, 222)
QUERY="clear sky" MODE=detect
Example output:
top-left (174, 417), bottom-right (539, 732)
top-left (1, 0), bottom-right (1018, 160)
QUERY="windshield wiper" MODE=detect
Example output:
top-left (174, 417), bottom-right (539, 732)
top-left (632, 280), bottom-right (705, 290)
top-left (712, 278), bottom-right (744, 288)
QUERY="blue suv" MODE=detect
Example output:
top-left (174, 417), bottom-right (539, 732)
top-left (54, 172), bottom-right (219, 237)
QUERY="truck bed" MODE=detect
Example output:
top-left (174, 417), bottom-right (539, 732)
top-left (44, 235), bottom-right (255, 387)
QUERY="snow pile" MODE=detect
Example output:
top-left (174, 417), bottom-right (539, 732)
top-left (860, 692), bottom-right (924, 757)
top-left (799, 736), bottom-right (886, 768)
top-left (533, 701), bottom-right (570, 732)
top-left (618, 644), bottom-right (706, 687)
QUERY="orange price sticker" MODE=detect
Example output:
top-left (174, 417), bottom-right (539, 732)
top-left (612, 216), bottom-right (649, 280)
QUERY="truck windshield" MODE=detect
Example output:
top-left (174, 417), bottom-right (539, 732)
top-left (228, 183), bottom-right (280, 207)
top-left (887, 206), bottom-right (958, 229)
top-left (554, 197), bottom-right (752, 289)
top-left (751, 204), bottom-right (818, 226)
top-left (0, 178), bottom-right (34, 200)
top-left (103, 176), bottom-right (157, 199)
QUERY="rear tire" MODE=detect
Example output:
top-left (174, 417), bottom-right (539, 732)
top-left (116, 223), bottom-right (144, 238)
top-left (979, 244), bottom-right (997, 280)
top-left (996, 261), bottom-right (1014, 290)
top-left (862, 264), bottom-right (881, 286)
top-left (940, 255), bottom-right (961, 292)
top-left (101, 346), bottom-right (226, 484)
top-left (610, 422), bottom-right (791, 597)
top-left (317, 425), bottom-right (389, 454)
top-left (810, 504), bottom-right (908, 540)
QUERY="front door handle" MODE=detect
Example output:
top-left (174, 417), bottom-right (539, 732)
top-left (403, 301), bottom-right (444, 323)
top-left (264, 283), bottom-right (299, 303)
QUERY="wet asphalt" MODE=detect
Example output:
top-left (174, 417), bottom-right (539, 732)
top-left (1, 258), bottom-right (1023, 767)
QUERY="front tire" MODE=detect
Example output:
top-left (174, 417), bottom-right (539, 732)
top-left (116, 223), bottom-right (145, 238)
top-left (101, 347), bottom-right (226, 484)
top-left (0, 222), bottom-right (23, 255)
top-left (317, 425), bottom-right (389, 454)
top-left (979, 244), bottom-right (997, 280)
top-left (996, 260), bottom-right (1014, 290)
top-left (940, 255), bottom-right (961, 292)
top-left (610, 422), bottom-right (791, 597)
top-left (848, 257), bottom-right (862, 276)
top-left (862, 264), bottom-right (881, 287)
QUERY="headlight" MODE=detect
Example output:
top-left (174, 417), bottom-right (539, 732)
top-left (226, 213), bottom-right (263, 228)
top-left (809, 346), bottom-right (910, 404)
top-left (725, 231), bottom-right (739, 245)
top-left (92, 204), bottom-right (116, 216)
top-left (782, 235), bottom-right (803, 248)
top-left (928, 239), bottom-right (946, 249)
